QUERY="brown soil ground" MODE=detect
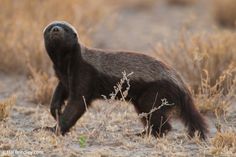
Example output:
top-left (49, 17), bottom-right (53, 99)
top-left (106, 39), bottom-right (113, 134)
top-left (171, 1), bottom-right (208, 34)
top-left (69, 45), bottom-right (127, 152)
top-left (1, 0), bottom-right (236, 156)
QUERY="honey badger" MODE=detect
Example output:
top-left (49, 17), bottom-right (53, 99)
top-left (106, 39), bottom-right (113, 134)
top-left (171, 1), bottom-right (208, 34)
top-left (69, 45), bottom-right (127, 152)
top-left (43, 21), bottom-right (208, 139)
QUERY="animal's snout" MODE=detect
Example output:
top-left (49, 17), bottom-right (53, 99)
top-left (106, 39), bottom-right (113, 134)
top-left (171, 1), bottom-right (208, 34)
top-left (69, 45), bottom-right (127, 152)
top-left (51, 26), bottom-right (61, 33)
top-left (49, 25), bottom-right (64, 40)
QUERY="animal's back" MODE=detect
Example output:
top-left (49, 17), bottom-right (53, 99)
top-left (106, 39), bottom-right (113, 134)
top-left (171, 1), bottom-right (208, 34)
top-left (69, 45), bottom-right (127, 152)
top-left (82, 47), bottom-right (185, 88)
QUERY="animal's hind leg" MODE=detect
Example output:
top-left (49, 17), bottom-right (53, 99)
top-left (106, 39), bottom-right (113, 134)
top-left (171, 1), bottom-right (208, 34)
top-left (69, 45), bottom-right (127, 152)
top-left (133, 86), bottom-right (172, 137)
top-left (147, 111), bottom-right (172, 137)
top-left (135, 107), bottom-right (172, 137)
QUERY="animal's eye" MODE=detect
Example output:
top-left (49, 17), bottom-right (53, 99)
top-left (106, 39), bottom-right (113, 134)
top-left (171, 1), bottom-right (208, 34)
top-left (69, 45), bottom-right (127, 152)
top-left (73, 33), bottom-right (77, 38)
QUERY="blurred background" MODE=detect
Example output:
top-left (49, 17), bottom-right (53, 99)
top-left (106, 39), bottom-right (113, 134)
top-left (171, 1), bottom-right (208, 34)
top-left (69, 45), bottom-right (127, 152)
top-left (0, 1), bottom-right (236, 156)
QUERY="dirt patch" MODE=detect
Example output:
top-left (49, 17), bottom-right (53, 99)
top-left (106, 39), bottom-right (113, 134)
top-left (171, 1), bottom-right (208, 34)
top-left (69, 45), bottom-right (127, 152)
top-left (1, 0), bottom-right (236, 156)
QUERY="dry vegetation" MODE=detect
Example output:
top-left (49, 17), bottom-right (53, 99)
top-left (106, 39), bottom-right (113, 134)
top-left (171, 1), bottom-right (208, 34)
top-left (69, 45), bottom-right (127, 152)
top-left (0, 95), bottom-right (16, 121)
top-left (0, 0), bottom-right (115, 74)
top-left (155, 31), bottom-right (236, 114)
top-left (0, 0), bottom-right (236, 156)
top-left (155, 32), bottom-right (236, 91)
top-left (211, 130), bottom-right (236, 155)
top-left (213, 0), bottom-right (236, 27)
top-left (27, 65), bottom-right (57, 105)
top-left (166, 0), bottom-right (196, 6)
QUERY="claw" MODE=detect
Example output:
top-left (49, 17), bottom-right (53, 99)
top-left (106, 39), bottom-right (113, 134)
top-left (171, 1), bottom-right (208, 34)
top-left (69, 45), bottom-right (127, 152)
top-left (135, 130), bottom-right (147, 137)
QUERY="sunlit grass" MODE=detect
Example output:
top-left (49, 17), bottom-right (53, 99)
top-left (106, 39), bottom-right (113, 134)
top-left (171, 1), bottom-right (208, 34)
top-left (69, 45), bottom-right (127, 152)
top-left (0, 95), bottom-right (16, 121)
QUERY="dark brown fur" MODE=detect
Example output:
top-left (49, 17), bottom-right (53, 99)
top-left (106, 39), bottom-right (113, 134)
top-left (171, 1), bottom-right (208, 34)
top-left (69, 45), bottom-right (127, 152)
top-left (43, 21), bottom-right (208, 139)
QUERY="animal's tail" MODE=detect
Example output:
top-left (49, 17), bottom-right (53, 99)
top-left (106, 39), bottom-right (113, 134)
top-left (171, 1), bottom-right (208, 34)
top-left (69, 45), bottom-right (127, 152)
top-left (179, 88), bottom-right (208, 139)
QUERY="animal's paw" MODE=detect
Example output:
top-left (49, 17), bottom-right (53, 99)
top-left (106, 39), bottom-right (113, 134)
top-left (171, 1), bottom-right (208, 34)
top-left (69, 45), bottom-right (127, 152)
top-left (135, 130), bottom-right (148, 137)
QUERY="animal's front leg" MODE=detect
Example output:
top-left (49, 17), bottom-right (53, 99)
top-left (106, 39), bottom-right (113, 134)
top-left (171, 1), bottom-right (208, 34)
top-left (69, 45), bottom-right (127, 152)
top-left (50, 82), bottom-right (68, 120)
top-left (59, 98), bottom-right (86, 135)
top-left (58, 62), bottom-right (93, 135)
top-left (33, 82), bottom-right (67, 133)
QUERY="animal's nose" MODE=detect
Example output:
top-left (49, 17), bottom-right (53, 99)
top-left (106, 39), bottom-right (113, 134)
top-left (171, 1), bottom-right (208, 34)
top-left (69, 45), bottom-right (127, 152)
top-left (52, 26), bottom-right (60, 32)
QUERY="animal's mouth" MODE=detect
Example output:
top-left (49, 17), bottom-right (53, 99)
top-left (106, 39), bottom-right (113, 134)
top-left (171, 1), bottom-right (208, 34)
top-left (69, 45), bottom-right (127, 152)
top-left (50, 32), bottom-right (62, 40)
top-left (50, 32), bottom-right (61, 39)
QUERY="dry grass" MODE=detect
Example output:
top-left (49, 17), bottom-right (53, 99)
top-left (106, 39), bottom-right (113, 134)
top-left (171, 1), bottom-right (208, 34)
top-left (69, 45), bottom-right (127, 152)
top-left (211, 131), bottom-right (236, 155)
top-left (155, 31), bottom-right (236, 91)
top-left (27, 65), bottom-right (57, 105)
top-left (213, 0), bottom-right (236, 28)
top-left (0, 0), bottom-right (113, 74)
top-left (155, 31), bottom-right (236, 114)
top-left (0, 0), bottom-right (236, 156)
top-left (0, 95), bottom-right (16, 121)
top-left (196, 66), bottom-right (236, 115)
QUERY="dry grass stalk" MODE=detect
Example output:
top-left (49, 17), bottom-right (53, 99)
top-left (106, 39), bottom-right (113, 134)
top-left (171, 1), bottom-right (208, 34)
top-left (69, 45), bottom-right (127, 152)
top-left (155, 32), bottom-right (236, 115)
top-left (211, 131), bottom-right (236, 155)
top-left (0, 95), bottom-right (16, 121)
top-left (28, 65), bottom-right (57, 105)
top-left (155, 32), bottom-right (236, 92)
top-left (196, 66), bottom-right (236, 115)
top-left (55, 109), bottom-right (61, 136)
top-left (102, 71), bottom-right (133, 102)
top-left (139, 97), bottom-right (174, 137)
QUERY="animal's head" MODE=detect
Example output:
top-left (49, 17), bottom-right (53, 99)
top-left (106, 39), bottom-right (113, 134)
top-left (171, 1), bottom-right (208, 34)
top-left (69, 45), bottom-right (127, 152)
top-left (43, 21), bottom-right (78, 53)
